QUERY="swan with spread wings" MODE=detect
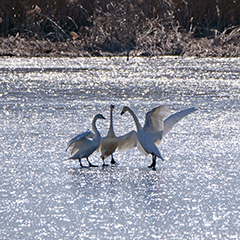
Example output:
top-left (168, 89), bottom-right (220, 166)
top-left (120, 106), bottom-right (197, 170)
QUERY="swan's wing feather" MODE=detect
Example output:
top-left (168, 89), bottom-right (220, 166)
top-left (151, 131), bottom-right (163, 146)
top-left (163, 107), bottom-right (197, 137)
top-left (66, 131), bottom-right (94, 151)
top-left (117, 131), bottom-right (138, 151)
top-left (143, 105), bottom-right (171, 133)
top-left (137, 141), bottom-right (148, 156)
top-left (69, 137), bottom-right (93, 157)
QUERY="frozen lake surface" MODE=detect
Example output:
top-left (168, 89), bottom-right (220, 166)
top-left (0, 57), bottom-right (239, 239)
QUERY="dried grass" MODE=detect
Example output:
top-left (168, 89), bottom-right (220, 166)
top-left (0, 0), bottom-right (239, 56)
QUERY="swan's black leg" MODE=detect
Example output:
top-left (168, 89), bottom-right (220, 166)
top-left (148, 155), bottom-right (154, 168)
top-left (87, 157), bottom-right (98, 167)
top-left (79, 159), bottom-right (82, 167)
top-left (111, 154), bottom-right (118, 165)
top-left (148, 155), bottom-right (156, 170)
top-left (79, 158), bottom-right (88, 168)
top-left (101, 156), bottom-right (109, 167)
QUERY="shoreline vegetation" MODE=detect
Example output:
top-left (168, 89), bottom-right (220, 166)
top-left (0, 0), bottom-right (240, 58)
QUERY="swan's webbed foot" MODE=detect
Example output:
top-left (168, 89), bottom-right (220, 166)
top-left (148, 155), bottom-right (156, 170)
top-left (148, 163), bottom-right (154, 168)
top-left (148, 163), bottom-right (156, 170)
top-left (89, 163), bottom-right (98, 167)
top-left (110, 155), bottom-right (118, 165)
top-left (101, 157), bottom-right (109, 167)
top-left (79, 159), bottom-right (89, 168)
top-left (87, 158), bottom-right (98, 167)
top-left (102, 163), bottom-right (109, 167)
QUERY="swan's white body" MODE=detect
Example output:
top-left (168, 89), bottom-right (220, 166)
top-left (66, 114), bottom-right (105, 167)
top-left (99, 105), bottom-right (136, 165)
top-left (121, 106), bottom-right (197, 169)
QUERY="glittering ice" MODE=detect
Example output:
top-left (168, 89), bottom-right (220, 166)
top-left (0, 57), bottom-right (239, 239)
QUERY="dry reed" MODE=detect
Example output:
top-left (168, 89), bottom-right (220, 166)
top-left (0, 0), bottom-right (239, 56)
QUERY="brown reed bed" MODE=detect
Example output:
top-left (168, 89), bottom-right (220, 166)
top-left (0, 0), bottom-right (239, 57)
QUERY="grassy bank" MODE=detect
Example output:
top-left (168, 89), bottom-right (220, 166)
top-left (0, 0), bottom-right (239, 57)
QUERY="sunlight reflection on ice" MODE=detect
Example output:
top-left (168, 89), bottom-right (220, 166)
top-left (0, 57), bottom-right (239, 239)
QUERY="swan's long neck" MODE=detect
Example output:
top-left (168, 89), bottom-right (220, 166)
top-left (107, 107), bottom-right (115, 137)
top-left (126, 107), bottom-right (142, 132)
top-left (92, 117), bottom-right (101, 138)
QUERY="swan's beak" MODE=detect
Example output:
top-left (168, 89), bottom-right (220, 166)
top-left (120, 110), bottom-right (125, 115)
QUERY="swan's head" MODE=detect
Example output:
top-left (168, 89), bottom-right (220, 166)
top-left (121, 106), bottom-right (129, 115)
top-left (110, 104), bottom-right (115, 109)
top-left (95, 114), bottom-right (106, 120)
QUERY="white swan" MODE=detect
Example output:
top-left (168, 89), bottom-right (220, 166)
top-left (99, 105), bottom-right (136, 166)
top-left (120, 105), bottom-right (197, 170)
top-left (99, 105), bottom-right (118, 165)
top-left (66, 114), bottom-right (105, 168)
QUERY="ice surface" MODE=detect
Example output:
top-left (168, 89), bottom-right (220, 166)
top-left (0, 56), bottom-right (239, 239)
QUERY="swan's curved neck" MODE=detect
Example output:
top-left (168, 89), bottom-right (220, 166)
top-left (92, 117), bottom-right (100, 137)
top-left (107, 108), bottom-right (115, 137)
top-left (126, 108), bottom-right (142, 131)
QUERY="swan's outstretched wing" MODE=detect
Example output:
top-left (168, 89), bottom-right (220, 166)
top-left (143, 105), bottom-right (171, 134)
top-left (66, 131), bottom-right (94, 151)
top-left (117, 131), bottom-right (138, 152)
top-left (163, 107), bottom-right (197, 137)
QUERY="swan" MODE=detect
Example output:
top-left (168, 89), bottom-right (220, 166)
top-left (99, 104), bottom-right (137, 166)
top-left (120, 105), bottom-right (197, 170)
top-left (99, 105), bottom-right (118, 165)
top-left (66, 114), bottom-right (105, 168)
